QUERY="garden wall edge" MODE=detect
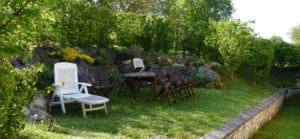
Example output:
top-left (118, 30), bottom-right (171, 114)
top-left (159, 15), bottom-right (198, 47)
top-left (200, 87), bottom-right (300, 139)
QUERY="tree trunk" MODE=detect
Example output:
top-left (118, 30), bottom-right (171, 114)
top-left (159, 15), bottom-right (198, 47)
top-left (230, 70), bottom-right (234, 80)
top-left (253, 80), bottom-right (257, 87)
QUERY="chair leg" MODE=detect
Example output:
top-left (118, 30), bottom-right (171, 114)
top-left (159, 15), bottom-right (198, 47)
top-left (60, 96), bottom-right (66, 114)
top-left (189, 86), bottom-right (194, 96)
top-left (104, 103), bottom-right (108, 114)
top-left (81, 103), bottom-right (86, 118)
top-left (50, 94), bottom-right (55, 103)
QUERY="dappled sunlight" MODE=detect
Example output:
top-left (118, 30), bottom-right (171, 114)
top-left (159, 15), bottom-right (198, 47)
top-left (22, 122), bottom-right (126, 139)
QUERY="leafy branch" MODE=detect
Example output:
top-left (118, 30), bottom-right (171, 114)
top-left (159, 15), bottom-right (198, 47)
top-left (0, 0), bottom-right (31, 33)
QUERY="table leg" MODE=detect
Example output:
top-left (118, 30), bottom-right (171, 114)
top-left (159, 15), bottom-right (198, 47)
top-left (131, 80), bottom-right (139, 100)
top-left (118, 81), bottom-right (125, 95)
top-left (152, 78), bottom-right (157, 100)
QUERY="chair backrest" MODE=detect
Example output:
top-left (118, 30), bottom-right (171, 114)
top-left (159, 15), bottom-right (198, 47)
top-left (133, 58), bottom-right (145, 72)
top-left (54, 62), bottom-right (79, 95)
top-left (151, 67), bottom-right (169, 85)
top-left (164, 67), bottom-right (182, 83)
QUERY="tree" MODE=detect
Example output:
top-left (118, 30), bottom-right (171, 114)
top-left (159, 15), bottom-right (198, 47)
top-left (270, 35), bottom-right (284, 42)
top-left (205, 20), bottom-right (254, 79)
top-left (271, 37), bottom-right (300, 69)
top-left (0, 0), bottom-right (45, 137)
top-left (290, 24), bottom-right (300, 46)
top-left (166, 0), bottom-right (234, 55)
top-left (0, 0), bottom-right (48, 58)
top-left (50, 0), bottom-right (116, 48)
top-left (246, 38), bottom-right (274, 84)
top-left (116, 12), bottom-right (144, 48)
top-left (102, 0), bottom-right (156, 14)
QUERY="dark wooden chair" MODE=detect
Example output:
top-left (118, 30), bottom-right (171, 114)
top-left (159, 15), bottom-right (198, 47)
top-left (172, 67), bottom-right (194, 96)
top-left (87, 67), bottom-right (114, 97)
top-left (151, 67), bottom-right (176, 103)
top-left (164, 67), bottom-right (191, 99)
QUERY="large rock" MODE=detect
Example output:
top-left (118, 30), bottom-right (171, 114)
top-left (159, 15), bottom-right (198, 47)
top-left (198, 64), bottom-right (220, 82)
top-left (77, 61), bottom-right (89, 82)
top-left (128, 44), bottom-right (141, 58)
top-left (176, 54), bottom-right (186, 64)
top-left (175, 55), bottom-right (194, 66)
top-left (157, 56), bottom-right (173, 66)
top-left (78, 47), bottom-right (98, 56)
top-left (30, 46), bottom-right (58, 64)
top-left (185, 56), bottom-right (194, 66)
top-left (24, 107), bottom-right (52, 121)
top-left (25, 95), bottom-right (51, 121)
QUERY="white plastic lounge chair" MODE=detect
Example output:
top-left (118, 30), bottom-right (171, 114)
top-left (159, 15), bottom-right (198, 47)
top-left (50, 62), bottom-right (109, 117)
top-left (133, 58), bottom-right (145, 72)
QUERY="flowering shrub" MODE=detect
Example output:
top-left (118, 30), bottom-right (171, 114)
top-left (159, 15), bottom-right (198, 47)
top-left (52, 47), bottom-right (94, 64)
top-left (60, 47), bottom-right (79, 61)
top-left (0, 59), bottom-right (43, 137)
top-left (78, 54), bottom-right (94, 64)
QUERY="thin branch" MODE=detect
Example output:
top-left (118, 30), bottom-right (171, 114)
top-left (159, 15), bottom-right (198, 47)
top-left (0, 0), bottom-right (31, 33)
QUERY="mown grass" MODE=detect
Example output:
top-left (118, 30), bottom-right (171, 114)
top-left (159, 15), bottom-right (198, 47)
top-left (253, 96), bottom-right (300, 139)
top-left (20, 77), bottom-right (275, 139)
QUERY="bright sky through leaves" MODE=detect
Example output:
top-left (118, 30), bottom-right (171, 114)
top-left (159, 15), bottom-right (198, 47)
top-left (232, 0), bottom-right (300, 43)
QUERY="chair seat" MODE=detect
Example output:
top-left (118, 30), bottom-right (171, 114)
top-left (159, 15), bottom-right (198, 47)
top-left (51, 62), bottom-right (109, 117)
top-left (68, 94), bottom-right (109, 104)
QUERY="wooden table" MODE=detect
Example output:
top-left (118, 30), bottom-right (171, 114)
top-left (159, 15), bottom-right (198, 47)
top-left (118, 71), bottom-right (157, 100)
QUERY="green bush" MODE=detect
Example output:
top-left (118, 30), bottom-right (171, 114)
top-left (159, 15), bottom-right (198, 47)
top-left (111, 48), bottom-right (133, 64)
top-left (36, 64), bottom-right (53, 90)
top-left (39, 32), bottom-right (56, 47)
top-left (205, 20), bottom-right (254, 79)
top-left (192, 74), bottom-right (208, 87)
top-left (0, 59), bottom-right (42, 138)
top-left (243, 38), bottom-right (275, 83)
top-left (194, 57), bottom-right (206, 67)
top-left (110, 72), bottom-right (123, 84)
top-left (209, 62), bottom-right (222, 73)
top-left (272, 40), bottom-right (300, 69)
top-left (94, 49), bottom-right (109, 65)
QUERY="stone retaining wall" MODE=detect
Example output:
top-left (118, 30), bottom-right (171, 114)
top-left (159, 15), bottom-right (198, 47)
top-left (201, 87), bottom-right (300, 139)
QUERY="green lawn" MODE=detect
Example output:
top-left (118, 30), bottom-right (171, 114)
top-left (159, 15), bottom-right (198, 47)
top-left (253, 96), bottom-right (300, 139)
top-left (20, 78), bottom-right (275, 139)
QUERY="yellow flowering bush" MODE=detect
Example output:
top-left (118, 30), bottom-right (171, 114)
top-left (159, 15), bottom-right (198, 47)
top-left (61, 47), bottom-right (79, 62)
top-left (52, 47), bottom-right (94, 64)
top-left (78, 54), bottom-right (94, 64)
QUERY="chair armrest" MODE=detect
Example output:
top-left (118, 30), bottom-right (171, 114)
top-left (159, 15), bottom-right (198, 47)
top-left (78, 82), bottom-right (92, 87)
top-left (78, 82), bottom-right (92, 94)
top-left (52, 82), bottom-right (64, 87)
